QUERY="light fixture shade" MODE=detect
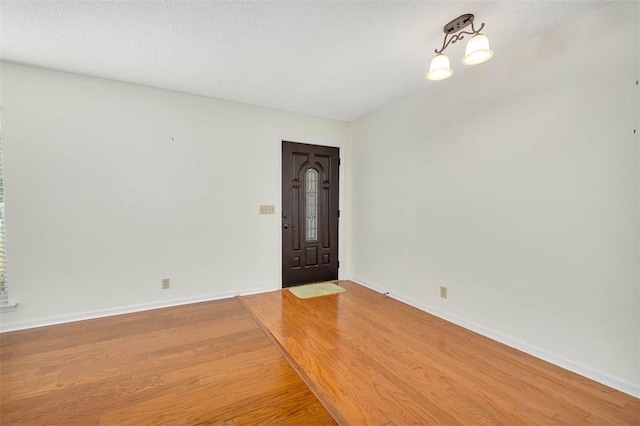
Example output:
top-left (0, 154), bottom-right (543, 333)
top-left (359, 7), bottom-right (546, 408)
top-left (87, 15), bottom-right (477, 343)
top-left (462, 34), bottom-right (494, 65)
top-left (426, 54), bottom-right (453, 81)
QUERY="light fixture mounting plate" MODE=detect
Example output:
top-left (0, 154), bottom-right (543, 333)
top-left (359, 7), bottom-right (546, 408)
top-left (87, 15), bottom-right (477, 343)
top-left (443, 14), bottom-right (474, 34)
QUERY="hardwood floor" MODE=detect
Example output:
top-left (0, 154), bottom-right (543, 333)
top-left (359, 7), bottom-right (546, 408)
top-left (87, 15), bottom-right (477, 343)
top-left (0, 298), bottom-right (336, 425)
top-left (238, 281), bottom-right (640, 425)
top-left (2, 283), bottom-right (639, 425)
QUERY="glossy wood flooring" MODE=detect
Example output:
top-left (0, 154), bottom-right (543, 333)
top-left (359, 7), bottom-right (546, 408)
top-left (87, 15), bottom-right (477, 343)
top-left (0, 298), bottom-right (336, 425)
top-left (239, 281), bottom-right (640, 425)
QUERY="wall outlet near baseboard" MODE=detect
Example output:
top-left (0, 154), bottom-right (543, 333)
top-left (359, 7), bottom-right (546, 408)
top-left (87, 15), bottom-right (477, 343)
top-left (440, 286), bottom-right (448, 299)
top-left (162, 278), bottom-right (170, 290)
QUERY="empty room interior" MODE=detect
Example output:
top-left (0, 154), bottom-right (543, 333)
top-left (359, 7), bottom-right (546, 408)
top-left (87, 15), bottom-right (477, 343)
top-left (0, 0), bottom-right (639, 424)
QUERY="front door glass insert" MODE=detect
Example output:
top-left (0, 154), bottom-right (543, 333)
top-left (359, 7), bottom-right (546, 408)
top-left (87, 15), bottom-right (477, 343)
top-left (305, 168), bottom-right (318, 241)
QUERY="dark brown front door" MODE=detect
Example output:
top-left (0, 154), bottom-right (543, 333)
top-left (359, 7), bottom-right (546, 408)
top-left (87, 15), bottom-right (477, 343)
top-left (282, 141), bottom-right (339, 287)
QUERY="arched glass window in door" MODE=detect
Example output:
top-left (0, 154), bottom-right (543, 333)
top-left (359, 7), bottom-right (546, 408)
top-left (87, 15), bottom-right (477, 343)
top-left (305, 168), bottom-right (318, 241)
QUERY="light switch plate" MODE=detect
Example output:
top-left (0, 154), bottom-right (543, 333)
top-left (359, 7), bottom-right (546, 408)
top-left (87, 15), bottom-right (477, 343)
top-left (259, 205), bottom-right (276, 214)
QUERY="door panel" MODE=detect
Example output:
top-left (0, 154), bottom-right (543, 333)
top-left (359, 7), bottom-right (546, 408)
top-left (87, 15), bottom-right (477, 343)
top-left (282, 141), bottom-right (339, 287)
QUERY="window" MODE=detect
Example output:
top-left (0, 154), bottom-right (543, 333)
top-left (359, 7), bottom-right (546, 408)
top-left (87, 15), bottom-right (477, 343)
top-left (0, 130), bottom-right (12, 310)
top-left (305, 168), bottom-right (318, 241)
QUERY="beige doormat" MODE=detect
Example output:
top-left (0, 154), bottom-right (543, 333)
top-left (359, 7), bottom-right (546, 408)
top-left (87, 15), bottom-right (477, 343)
top-left (288, 282), bottom-right (346, 299)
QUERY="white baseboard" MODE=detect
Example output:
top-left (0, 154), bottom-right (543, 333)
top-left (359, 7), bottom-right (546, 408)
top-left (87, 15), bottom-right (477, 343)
top-left (348, 275), bottom-right (640, 399)
top-left (0, 285), bottom-right (277, 333)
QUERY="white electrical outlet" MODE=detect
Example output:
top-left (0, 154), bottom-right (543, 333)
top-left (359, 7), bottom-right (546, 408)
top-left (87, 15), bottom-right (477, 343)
top-left (440, 286), bottom-right (448, 299)
top-left (162, 278), bottom-right (170, 290)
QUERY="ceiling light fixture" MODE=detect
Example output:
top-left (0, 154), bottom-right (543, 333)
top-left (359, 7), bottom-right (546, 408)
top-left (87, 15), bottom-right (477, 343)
top-left (426, 14), bottom-right (493, 81)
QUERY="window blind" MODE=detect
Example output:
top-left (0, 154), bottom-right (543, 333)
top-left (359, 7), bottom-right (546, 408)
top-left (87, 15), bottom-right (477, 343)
top-left (0, 131), bottom-right (7, 305)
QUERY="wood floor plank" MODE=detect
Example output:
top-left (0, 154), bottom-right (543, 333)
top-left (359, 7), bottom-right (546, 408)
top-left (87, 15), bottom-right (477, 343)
top-left (238, 280), bottom-right (640, 425)
top-left (0, 298), bottom-right (336, 425)
top-left (232, 380), bottom-right (336, 426)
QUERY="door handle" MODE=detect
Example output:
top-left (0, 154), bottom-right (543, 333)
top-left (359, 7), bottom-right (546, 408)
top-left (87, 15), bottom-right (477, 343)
top-left (283, 224), bottom-right (296, 229)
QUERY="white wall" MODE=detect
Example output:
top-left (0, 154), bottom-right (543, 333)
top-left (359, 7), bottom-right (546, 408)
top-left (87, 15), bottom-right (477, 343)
top-left (0, 62), bottom-right (348, 329)
top-left (348, 1), bottom-right (639, 394)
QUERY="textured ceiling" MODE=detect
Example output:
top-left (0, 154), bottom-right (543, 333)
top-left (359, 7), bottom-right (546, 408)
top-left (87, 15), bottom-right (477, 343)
top-left (1, 0), bottom-right (614, 121)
